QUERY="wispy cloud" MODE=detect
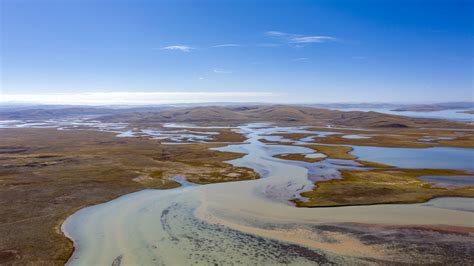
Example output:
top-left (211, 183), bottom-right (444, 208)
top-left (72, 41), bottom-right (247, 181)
top-left (0, 92), bottom-right (280, 105)
top-left (213, 68), bottom-right (232, 74)
top-left (160, 45), bottom-right (195, 52)
top-left (292, 57), bottom-right (309, 61)
top-left (265, 31), bottom-right (287, 37)
top-left (213, 44), bottom-right (241, 48)
top-left (264, 31), bottom-right (338, 45)
top-left (290, 36), bottom-right (337, 43)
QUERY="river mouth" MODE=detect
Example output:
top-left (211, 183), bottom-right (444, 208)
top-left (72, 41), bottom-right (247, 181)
top-left (62, 124), bottom-right (474, 265)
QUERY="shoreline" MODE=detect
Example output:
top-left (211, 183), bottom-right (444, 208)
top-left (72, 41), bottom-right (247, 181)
top-left (293, 195), bottom-right (474, 208)
top-left (57, 187), bottom-right (145, 265)
top-left (61, 186), bottom-right (474, 264)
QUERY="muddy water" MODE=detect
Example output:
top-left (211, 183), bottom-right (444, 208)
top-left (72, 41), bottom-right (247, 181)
top-left (62, 124), bottom-right (474, 265)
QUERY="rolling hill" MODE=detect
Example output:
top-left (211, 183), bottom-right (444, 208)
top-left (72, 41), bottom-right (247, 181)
top-left (98, 105), bottom-right (472, 129)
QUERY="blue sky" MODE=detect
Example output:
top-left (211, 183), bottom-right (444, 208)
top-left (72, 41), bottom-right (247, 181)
top-left (1, 0), bottom-right (473, 104)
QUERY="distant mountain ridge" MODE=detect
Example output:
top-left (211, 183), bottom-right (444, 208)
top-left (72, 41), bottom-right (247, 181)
top-left (1, 104), bottom-right (471, 129)
top-left (390, 102), bottom-right (474, 112)
top-left (98, 105), bottom-right (471, 129)
top-left (0, 106), bottom-right (173, 120)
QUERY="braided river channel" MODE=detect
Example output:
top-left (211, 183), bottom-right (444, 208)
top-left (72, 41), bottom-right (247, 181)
top-left (62, 124), bottom-right (474, 265)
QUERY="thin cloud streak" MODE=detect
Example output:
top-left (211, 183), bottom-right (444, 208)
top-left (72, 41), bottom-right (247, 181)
top-left (292, 57), bottom-right (309, 61)
top-left (213, 69), bottom-right (232, 74)
top-left (290, 36), bottom-right (337, 43)
top-left (213, 44), bottom-right (241, 48)
top-left (160, 45), bottom-right (195, 52)
top-left (265, 31), bottom-right (287, 37)
top-left (265, 31), bottom-right (338, 44)
top-left (0, 92), bottom-right (280, 105)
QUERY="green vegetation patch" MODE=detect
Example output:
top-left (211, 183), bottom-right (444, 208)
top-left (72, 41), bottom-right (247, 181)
top-left (305, 145), bottom-right (356, 160)
top-left (273, 153), bottom-right (325, 163)
top-left (355, 160), bottom-right (394, 168)
top-left (296, 169), bottom-right (474, 207)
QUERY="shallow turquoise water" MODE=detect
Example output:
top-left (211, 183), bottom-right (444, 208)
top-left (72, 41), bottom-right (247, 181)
top-left (351, 146), bottom-right (474, 170)
top-left (418, 175), bottom-right (474, 187)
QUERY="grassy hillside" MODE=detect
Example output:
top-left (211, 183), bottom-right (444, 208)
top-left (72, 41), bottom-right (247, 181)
top-left (99, 105), bottom-right (472, 129)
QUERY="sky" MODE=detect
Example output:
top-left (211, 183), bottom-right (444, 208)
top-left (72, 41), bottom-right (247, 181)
top-left (1, 0), bottom-right (473, 105)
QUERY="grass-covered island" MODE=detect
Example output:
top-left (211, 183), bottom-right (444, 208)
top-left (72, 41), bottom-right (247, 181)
top-left (295, 168), bottom-right (473, 207)
top-left (270, 142), bottom-right (474, 208)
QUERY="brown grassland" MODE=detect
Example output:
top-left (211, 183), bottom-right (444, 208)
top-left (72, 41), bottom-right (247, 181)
top-left (273, 153), bottom-right (325, 163)
top-left (272, 144), bottom-right (356, 162)
top-left (275, 127), bottom-right (474, 148)
top-left (0, 128), bottom-right (256, 265)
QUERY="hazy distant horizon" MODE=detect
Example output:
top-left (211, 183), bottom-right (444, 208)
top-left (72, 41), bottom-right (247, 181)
top-left (0, 91), bottom-right (472, 107)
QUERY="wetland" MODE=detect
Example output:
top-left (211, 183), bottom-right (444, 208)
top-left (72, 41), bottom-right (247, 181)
top-left (1, 105), bottom-right (473, 265)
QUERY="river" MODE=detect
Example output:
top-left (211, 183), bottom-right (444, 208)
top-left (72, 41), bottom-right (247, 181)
top-left (62, 124), bottom-right (474, 265)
